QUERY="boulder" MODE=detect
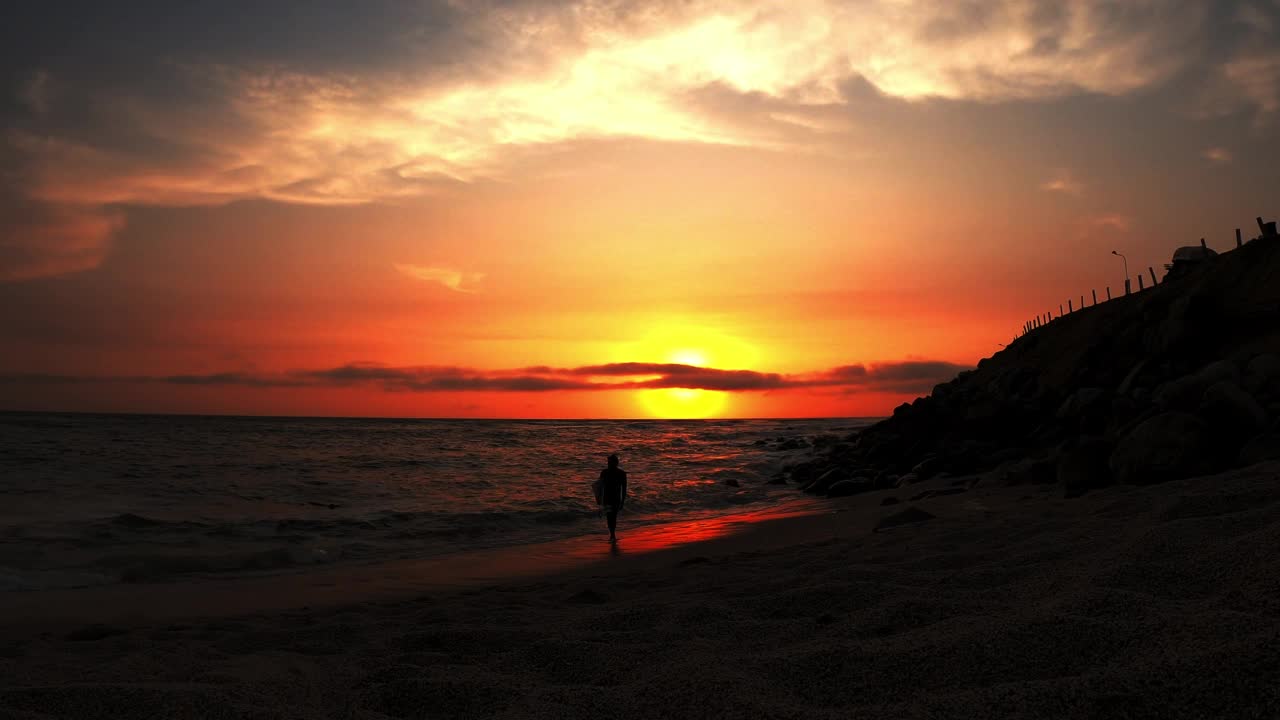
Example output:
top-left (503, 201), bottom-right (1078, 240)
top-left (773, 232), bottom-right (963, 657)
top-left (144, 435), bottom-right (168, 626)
top-left (724, 478), bottom-right (740, 488)
top-left (1200, 381), bottom-right (1268, 435)
top-left (776, 437), bottom-right (808, 451)
top-left (1198, 359), bottom-right (1241, 386)
top-left (805, 467), bottom-right (846, 494)
top-left (1246, 353), bottom-right (1280, 393)
top-left (909, 457), bottom-right (940, 480)
top-left (995, 457), bottom-right (1057, 486)
top-left (893, 473), bottom-right (921, 487)
top-left (1117, 359), bottom-right (1149, 396)
top-left (788, 461), bottom-right (822, 486)
top-left (1057, 436), bottom-right (1113, 498)
top-left (1150, 293), bottom-right (1214, 355)
top-left (1055, 387), bottom-right (1110, 432)
top-left (827, 478), bottom-right (874, 498)
top-left (1055, 387), bottom-right (1106, 420)
top-left (1109, 412), bottom-right (1215, 485)
top-left (1153, 374), bottom-right (1208, 412)
top-left (1238, 433), bottom-right (1280, 466)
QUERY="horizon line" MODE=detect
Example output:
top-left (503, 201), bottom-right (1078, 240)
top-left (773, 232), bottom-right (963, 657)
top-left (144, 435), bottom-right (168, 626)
top-left (0, 408), bottom-right (885, 423)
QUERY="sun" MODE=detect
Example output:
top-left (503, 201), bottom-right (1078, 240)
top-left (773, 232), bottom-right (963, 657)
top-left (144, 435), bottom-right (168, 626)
top-left (638, 348), bottom-right (728, 419)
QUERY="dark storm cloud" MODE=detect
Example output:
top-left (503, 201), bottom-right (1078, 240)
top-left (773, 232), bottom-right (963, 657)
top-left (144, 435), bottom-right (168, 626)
top-left (825, 361), bottom-right (974, 394)
top-left (0, 2), bottom-right (471, 76)
top-left (0, 360), bottom-right (970, 395)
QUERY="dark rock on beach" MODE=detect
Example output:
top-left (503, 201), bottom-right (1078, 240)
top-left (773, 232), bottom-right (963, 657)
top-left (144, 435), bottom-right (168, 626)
top-left (826, 478), bottom-right (874, 498)
top-left (1238, 433), bottom-right (1280, 465)
top-left (1110, 413), bottom-right (1215, 485)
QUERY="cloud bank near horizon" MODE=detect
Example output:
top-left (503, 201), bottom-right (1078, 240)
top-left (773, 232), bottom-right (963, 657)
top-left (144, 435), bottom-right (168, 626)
top-left (0, 359), bottom-right (971, 396)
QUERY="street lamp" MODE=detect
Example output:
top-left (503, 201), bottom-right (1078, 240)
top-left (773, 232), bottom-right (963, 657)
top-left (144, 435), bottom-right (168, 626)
top-left (1112, 250), bottom-right (1131, 295)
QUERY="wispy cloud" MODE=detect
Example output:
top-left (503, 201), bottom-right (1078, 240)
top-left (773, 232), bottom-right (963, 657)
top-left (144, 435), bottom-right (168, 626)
top-left (1202, 146), bottom-right (1233, 163)
top-left (1223, 50), bottom-right (1280, 116)
top-left (19, 70), bottom-right (51, 115)
top-left (394, 264), bottom-right (484, 293)
top-left (0, 193), bottom-right (124, 282)
top-left (1090, 214), bottom-right (1132, 232)
top-left (0, 360), bottom-right (971, 395)
top-left (1041, 171), bottom-right (1084, 195)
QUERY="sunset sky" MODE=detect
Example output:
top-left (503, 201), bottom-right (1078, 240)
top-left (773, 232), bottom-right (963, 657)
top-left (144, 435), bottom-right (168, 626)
top-left (2, 1), bottom-right (1279, 418)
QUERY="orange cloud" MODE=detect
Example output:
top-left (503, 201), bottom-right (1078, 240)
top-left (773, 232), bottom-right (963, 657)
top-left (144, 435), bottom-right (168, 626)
top-left (1041, 171), bottom-right (1084, 195)
top-left (394, 264), bottom-right (485, 293)
top-left (0, 199), bottom-right (124, 282)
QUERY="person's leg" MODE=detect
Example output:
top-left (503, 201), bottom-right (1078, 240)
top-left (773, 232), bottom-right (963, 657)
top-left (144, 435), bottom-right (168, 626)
top-left (607, 510), bottom-right (617, 539)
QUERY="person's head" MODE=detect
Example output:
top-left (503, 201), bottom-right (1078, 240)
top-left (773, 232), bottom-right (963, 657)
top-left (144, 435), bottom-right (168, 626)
top-left (607, 454), bottom-right (619, 468)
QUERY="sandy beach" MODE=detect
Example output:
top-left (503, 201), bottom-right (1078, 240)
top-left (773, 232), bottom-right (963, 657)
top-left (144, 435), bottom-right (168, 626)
top-left (4, 461), bottom-right (1279, 719)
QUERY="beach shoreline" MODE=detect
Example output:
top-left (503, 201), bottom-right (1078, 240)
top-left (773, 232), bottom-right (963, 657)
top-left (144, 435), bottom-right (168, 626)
top-left (0, 496), bottom-right (838, 635)
top-left (5, 461), bottom-right (1280, 718)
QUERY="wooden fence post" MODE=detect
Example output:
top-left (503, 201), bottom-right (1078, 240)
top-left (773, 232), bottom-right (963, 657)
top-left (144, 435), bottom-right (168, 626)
top-left (1236, 228), bottom-right (1243, 248)
top-left (1106, 286), bottom-right (1112, 301)
top-left (1148, 267), bottom-right (1157, 286)
top-left (1092, 289), bottom-right (1098, 305)
top-left (1138, 275), bottom-right (1145, 291)
top-left (1068, 299), bottom-right (1073, 313)
top-left (1059, 304), bottom-right (1064, 317)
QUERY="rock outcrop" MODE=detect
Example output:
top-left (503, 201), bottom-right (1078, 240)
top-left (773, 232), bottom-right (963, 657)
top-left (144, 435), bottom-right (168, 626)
top-left (789, 230), bottom-right (1280, 499)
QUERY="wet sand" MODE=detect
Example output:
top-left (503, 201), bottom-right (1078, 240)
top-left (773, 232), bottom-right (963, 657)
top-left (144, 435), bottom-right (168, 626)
top-left (3, 463), bottom-right (1280, 718)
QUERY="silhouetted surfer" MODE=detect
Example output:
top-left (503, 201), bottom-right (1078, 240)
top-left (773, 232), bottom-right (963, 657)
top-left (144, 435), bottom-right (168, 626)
top-left (597, 454), bottom-right (628, 543)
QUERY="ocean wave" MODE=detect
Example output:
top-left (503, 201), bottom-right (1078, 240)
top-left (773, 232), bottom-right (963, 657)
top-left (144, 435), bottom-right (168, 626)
top-left (0, 567), bottom-right (115, 591)
top-left (1, 415), bottom-right (865, 589)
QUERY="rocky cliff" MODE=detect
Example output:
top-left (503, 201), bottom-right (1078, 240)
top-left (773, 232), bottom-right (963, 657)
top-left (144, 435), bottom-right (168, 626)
top-left (791, 231), bottom-right (1280, 499)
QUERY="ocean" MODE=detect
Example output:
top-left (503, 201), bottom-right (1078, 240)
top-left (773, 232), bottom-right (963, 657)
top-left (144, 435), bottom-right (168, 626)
top-left (0, 413), bottom-right (872, 591)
